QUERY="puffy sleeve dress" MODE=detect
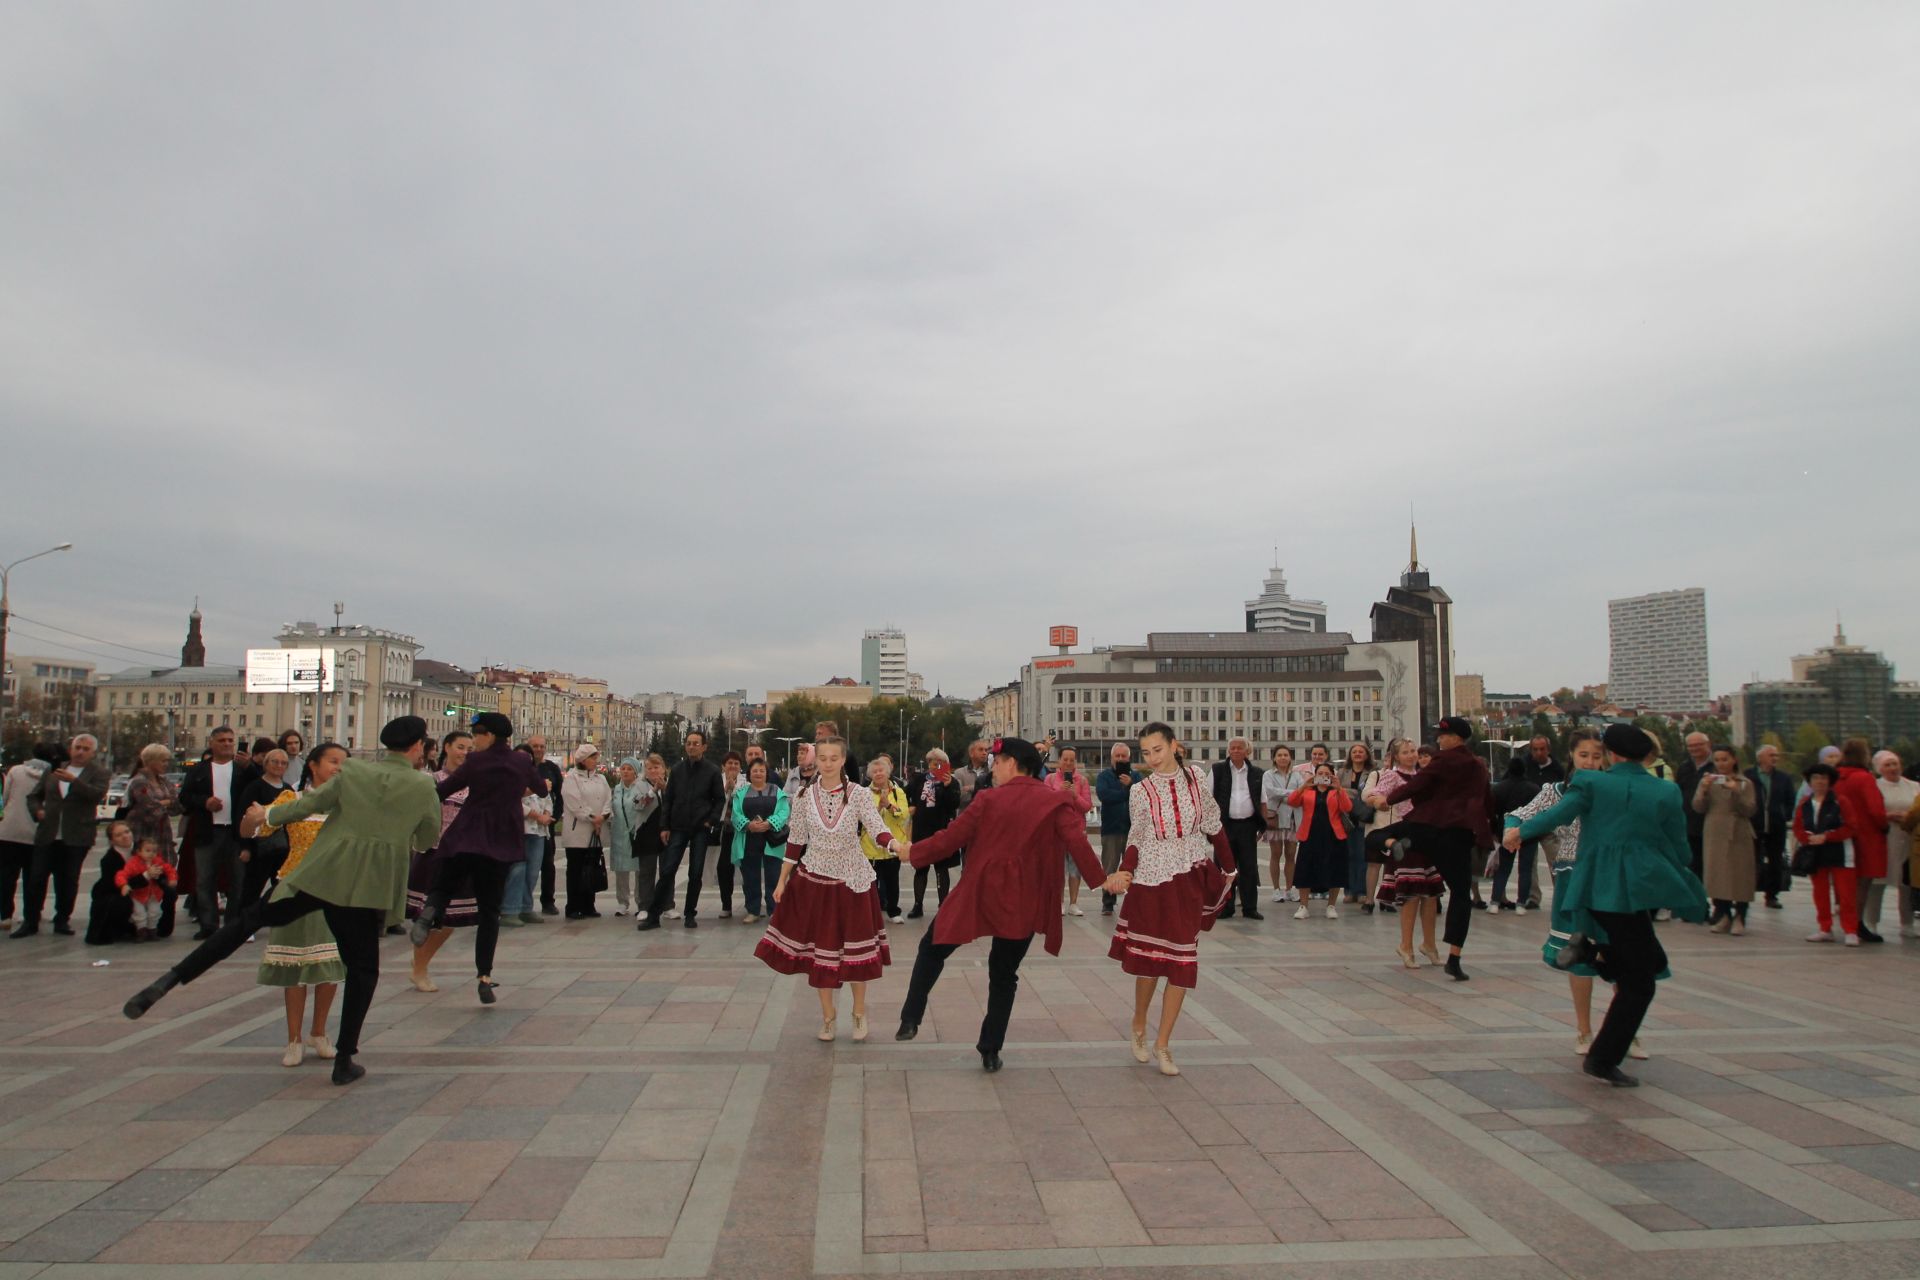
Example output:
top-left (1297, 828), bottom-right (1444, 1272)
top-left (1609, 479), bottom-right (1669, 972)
top-left (256, 793), bottom-right (347, 988)
top-left (753, 783), bottom-right (896, 988)
top-left (1108, 766), bottom-right (1235, 988)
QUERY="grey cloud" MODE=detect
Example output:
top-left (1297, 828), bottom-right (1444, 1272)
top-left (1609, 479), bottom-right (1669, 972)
top-left (2, 2), bottom-right (1915, 701)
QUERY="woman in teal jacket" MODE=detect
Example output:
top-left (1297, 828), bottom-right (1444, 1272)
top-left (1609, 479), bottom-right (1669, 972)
top-left (731, 758), bottom-right (791, 924)
top-left (1503, 724), bottom-right (1705, 1087)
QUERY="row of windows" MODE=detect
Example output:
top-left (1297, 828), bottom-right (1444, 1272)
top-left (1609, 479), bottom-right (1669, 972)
top-left (1057, 707), bottom-right (1385, 725)
top-left (1059, 687), bottom-right (1381, 705)
top-left (1053, 727), bottom-right (1389, 749)
top-left (1155, 655), bottom-right (1344, 673)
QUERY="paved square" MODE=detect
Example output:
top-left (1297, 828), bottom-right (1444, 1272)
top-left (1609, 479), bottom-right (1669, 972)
top-left (1, 871), bottom-right (1917, 1278)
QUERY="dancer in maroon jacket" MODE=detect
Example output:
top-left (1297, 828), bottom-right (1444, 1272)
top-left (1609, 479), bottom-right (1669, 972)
top-left (896, 737), bottom-right (1120, 1071)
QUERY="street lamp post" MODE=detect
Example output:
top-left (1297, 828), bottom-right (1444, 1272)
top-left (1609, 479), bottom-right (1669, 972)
top-left (776, 736), bottom-right (805, 772)
top-left (0, 543), bottom-right (74, 725)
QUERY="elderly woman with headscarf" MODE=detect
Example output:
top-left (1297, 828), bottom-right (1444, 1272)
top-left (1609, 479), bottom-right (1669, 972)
top-left (609, 756), bottom-right (660, 917)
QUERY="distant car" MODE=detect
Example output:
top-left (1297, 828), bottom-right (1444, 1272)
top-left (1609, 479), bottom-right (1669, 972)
top-left (106, 775), bottom-right (132, 807)
top-left (163, 771), bottom-right (185, 789)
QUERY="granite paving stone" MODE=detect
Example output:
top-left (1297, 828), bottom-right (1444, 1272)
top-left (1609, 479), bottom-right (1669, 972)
top-left (297, 1202), bottom-right (469, 1261)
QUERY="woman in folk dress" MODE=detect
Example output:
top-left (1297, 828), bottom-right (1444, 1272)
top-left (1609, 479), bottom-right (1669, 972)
top-left (1107, 723), bottom-right (1235, 1077)
top-left (754, 738), bottom-right (901, 1043)
top-left (252, 743), bottom-right (350, 1068)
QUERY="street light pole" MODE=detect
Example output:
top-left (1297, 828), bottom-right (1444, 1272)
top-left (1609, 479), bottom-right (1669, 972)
top-left (0, 542), bottom-right (74, 725)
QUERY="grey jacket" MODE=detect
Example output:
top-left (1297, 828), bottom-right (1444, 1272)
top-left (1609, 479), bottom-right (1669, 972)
top-left (29, 759), bottom-right (112, 849)
top-left (0, 760), bottom-right (49, 844)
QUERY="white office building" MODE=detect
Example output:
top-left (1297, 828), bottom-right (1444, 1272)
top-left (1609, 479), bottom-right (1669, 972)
top-left (1016, 631), bottom-right (1423, 765)
top-left (1608, 588), bottom-right (1709, 712)
top-left (1243, 565), bottom-right (1328, 634)
top-left (860, 628), bottom-right (909, 699)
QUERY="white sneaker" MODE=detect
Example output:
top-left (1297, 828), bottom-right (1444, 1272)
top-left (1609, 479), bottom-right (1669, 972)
top-left (281, 1041), bottom-right (303, 1068)
top-left (1628, 1038), bottom-right (1649, 1061)
top-left (1806, 930), bottom-right (1834, 943)
top-left (1514, 904), bottom-right (1527, 916)
top-left (1654, 909), bottom-right (1672, 922)
top-left (1325, 905), bottom-right (1338, 920)
top-left (1272, 891), bottom-right (1286, 904)
top-left (1293, 906), bottom-right (1309, 921)
top-left (305, 1034), bottom-right (336, 1060)
top-left (890, 914), bottom-right (904, 924)
top-left (1067, 905), bottom-right (1085, 917)
top-left (664, 909), bottom-right (681, 921)
top-left (1844, 933), bottom-right (1861, 947)
top-left (1573, 1034), bottom-right (1592, 1057)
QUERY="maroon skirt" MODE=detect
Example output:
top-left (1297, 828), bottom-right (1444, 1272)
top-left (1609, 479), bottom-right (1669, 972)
top-left (754, 867), bottom-right (891, 989)
top-left (1108, 858), bottom-right (1234, 989)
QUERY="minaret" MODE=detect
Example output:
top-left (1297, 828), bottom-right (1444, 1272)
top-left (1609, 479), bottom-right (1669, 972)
top-left (181, 599), bottom-right (206, 668)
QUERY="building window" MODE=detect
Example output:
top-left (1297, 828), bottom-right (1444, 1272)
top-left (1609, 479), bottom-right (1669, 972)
top-left (1182, 709), bottom-right (1193, 722)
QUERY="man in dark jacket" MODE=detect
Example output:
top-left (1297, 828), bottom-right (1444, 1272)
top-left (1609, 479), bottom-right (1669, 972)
top-left (177, 726), bottom-right (260, 938)
top-left (1523, 736), bottom-right (1566, 787)
top-left (639, 729), bottom-right (726, 930)
top-left (1211, 738), bottom-right (1265, 920)
top-left (526, 736), bottom-right (565, 916)
top-left (1391, 717), bottom-right (1494, 982)
top-left (14, 733), bottom-right (111, 937)
top-left (1488, 757), bottom-right (1541, 911)
top-left (1672, 732), bottom-right (1713, 882)
top-left (1746, 743), bottom-right (1797, 908)
top-left (1094, 743), bottom-right (1134, 915)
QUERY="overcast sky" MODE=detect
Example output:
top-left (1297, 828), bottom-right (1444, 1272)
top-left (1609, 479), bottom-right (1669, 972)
top-left (3, 2), bottom-right (1915, 703)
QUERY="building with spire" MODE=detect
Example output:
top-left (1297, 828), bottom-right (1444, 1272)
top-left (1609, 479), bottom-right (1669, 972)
top-left (1368, 526), bottom-right (1455, 732)
top-left (1243, 560), bottom-right (1328, 635)
top-left (180, 600), bottom-right (206, 668)
top-left (1730, 622), bottom-right (1920, 749)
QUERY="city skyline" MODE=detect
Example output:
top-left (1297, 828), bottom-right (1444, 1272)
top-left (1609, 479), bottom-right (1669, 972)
top-left (3, 6), bottom-right (1914, 704)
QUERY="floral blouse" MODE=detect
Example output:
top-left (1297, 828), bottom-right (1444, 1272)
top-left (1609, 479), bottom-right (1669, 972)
top-left (1127, 765), bottom-right (1224, 888)
top-left (785, 783), bottom-right (893, 893)
top-left (1506, 781), bottom-right (1581, 865)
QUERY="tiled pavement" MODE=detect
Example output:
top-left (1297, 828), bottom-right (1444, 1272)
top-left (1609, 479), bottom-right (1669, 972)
top-left (1, 869), bottom-right (1918, 1279)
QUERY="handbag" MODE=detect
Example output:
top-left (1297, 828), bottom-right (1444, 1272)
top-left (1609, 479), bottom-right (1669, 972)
top-left (1789, 843), bottom-right (1816, 877)
top-left (586, 833), bottom-right (609, 894)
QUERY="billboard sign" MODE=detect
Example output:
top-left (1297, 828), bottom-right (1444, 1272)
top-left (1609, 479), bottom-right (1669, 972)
top-left (1048, 625), bottom-right (1078, 648)
top-left (247, 647), bottom-right (336, 693)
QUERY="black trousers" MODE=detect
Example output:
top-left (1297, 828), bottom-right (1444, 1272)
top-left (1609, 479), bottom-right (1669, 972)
top-left (194, 827), bottom-right (242, 928)
top-left (241, 848), bottom-right (285, 911)
top-left (1758, 827), bottom-right (1788, 897)
top-left (1429, 828), bottom-right (1478, 950)
top-left (649, 829), bottom-right (711, 922)
top-left (0, 840), bottom-right (32, 919)
top-left (24, 842), bottom-right (85, 927)
top-left (1588, 909), bottom-right (1665, 1070)
top-left (874, 859), bottom-right (901, 917)
top-left (173, 891), bottom-right (383, 1056)
top-left (427, 853), bottom-right (510, 975)
top-left (563, 847), bottom-right (600, 918)
top-left (899, 929), bottom-right (1034, 1054)
top-left (540, 835), bottom-right (558, 910)
top-left (914, 859), bottom-right (955, 910)
top-left (714, 846), bottom-right (735, 913)
top-left (1220, 818), bottom-right (1261, 915)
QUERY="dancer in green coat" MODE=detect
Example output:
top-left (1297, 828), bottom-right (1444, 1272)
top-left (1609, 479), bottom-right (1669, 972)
top-left (1504, 723), bottom-right (1705, 1087)
top-left (123, 717), bottom-right (442, 1086)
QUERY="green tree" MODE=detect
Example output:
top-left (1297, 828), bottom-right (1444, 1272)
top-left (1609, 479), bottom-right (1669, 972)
top-left (647, 718), bottom-right (685, 766)
top-left (111, 712), bottom-right (169, 769)
top-left (1790, 722), bottom-right (1830, 768)
top-left (706, 714), bottom-right (732, 761)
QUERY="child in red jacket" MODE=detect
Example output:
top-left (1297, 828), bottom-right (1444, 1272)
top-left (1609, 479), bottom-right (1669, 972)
top-left (116, 838), bottom-right (177, 939)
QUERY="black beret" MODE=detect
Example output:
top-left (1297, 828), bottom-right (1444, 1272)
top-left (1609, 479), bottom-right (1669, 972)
top-left (471, 711), bottom-right (514, 740)
top-left (990, 736), bottom-right (1044, 777)
top-left (380, 716), bottom-right (429, 751)
top-left (1602, 724), bottom-right (1655, 761)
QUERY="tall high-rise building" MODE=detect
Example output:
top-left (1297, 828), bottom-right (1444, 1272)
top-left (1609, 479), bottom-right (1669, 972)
top-left (1369, 527), bottom-right (1454, 732)
top-left (860, 628), bottom-right (909, 699)
top-left (1608, 588), bottom-right (1709, 711)
top-left (1244, 564), bottom-right (1328, 634)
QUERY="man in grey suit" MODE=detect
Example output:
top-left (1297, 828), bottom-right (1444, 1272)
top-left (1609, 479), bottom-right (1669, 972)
top-left (13, 733), bottom-right (111, 937)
